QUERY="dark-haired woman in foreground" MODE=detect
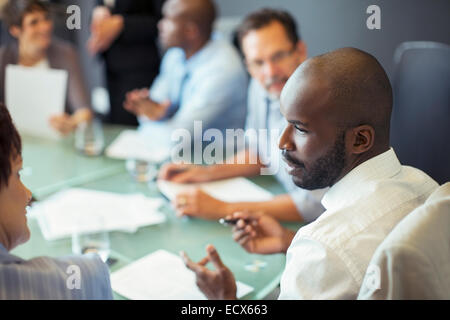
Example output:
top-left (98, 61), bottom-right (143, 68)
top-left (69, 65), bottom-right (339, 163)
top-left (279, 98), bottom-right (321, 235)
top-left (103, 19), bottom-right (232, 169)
top-left (0, 103), bottom-right (112, 299)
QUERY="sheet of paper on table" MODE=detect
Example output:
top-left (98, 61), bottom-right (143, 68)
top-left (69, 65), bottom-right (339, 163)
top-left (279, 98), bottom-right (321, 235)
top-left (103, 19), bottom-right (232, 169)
top-left (111, 249), bottom-right (254, 300)
top-left (6, 65), bottom-right (68, 140)
top-left (29, 188), bottom-right (166, 241)
top-left (105, 130), bottom-right (171, 163)
top-left (157, 177), bottom-right (273, 202)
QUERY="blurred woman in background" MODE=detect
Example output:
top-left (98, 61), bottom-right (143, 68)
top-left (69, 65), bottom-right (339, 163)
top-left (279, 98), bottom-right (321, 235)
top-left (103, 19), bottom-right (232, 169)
top-left (0, 0), bottom-right (92, 135)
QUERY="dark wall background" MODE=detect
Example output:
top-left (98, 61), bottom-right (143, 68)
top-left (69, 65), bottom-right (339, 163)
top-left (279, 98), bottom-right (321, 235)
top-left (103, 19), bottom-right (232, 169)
top-left (2, 0), bottom-right (449, 102)
top-left (214, 0), bottom-right (450, 81)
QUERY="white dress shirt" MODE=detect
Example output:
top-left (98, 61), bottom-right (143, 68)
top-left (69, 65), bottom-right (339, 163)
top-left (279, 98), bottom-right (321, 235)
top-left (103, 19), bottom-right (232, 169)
top-left (245, 79), bottom-right (326, 222)
top-left (278, 148), bottom-right (439, 299)
top-left (358, 182), bottom-right (450, 300)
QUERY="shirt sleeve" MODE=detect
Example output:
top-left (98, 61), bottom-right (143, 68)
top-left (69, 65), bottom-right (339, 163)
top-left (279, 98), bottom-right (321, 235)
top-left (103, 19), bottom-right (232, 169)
top-left (148, 49), bottom-right (176, 103)
top-left (0, 253), bottom-right (113, 300)
top-left (279, 236), bottom-right (360, 299)
top-left (358, 244), bottom-right (445, 299)
top-left (166, 70), bottom-right (246, 133)
top-left (143, 66), bottom-right (247, 149)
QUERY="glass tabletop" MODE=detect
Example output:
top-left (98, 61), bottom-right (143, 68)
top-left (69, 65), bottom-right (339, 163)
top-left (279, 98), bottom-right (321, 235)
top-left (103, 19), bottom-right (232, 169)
top-left (12, 124), bottom-right (303, 300)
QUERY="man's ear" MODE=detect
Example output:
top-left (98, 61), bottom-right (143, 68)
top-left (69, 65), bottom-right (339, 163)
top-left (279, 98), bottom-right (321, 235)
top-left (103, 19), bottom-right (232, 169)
top-left (348, 125), bottom-right (375, 155)
top-left (295, 40), bottom-right (307, 63)
top-left (9, 25), bottom-right (21, 39)
top-left (185, 21), bottom-right (199, 40)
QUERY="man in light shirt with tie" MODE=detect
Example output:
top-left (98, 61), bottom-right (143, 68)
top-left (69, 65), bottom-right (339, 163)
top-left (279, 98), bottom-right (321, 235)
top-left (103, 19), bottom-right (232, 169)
top-left (123, 0), bottom-right (247, 149)
top-left (159, 9), bottom-right (327, 224)
top-left (181, 47), bottom-right (439, 300)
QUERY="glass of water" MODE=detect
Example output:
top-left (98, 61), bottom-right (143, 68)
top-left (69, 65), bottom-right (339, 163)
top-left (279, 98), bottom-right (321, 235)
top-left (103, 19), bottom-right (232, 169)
top-left (72, 218), bottom-right (110, 263)
top-left (125, 158), bottom-right (158, 182)
top-left (75, 118), bottom-right (104, 156)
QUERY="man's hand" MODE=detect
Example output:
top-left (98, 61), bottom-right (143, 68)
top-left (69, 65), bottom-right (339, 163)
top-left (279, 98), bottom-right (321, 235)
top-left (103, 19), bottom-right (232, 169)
top-left (123, 88), bottom-right (171, 120)
top-left (88, 7), bottom-right (124, 55)
top-left (174, 188), bottom-right (230, 219)
top-left (230, 211), bottom-right (293, 254)
top-left (158, 163), bottom-right (216, 183)
top-left (49, 113), bottom-right (77, 135)
top-left (181, 244), bottom-right (237, 300)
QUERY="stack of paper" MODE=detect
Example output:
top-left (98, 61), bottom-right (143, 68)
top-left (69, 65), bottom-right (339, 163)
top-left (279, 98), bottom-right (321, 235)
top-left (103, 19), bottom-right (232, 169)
top-left (30, 188), bottom-right (166, 240)
top-left (157, 177), bottom-right (273, 202)
top-left (111, 250), bottom-right (254, 300)
top-left (106, 130), bottom-right (171, 163)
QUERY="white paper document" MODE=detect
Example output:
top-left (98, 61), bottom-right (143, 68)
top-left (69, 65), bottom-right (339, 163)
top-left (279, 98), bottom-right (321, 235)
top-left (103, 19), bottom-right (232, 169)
top-left (157, 177), bottom-right (273, 202)
top-left (105, 130), bottom-right (171, 163)
top-left (111, 250), bottom-right (254, 300)
top-left (6, 64), bottom-right (68, 140)
top-left (29, 188), bottom-right (166, 241)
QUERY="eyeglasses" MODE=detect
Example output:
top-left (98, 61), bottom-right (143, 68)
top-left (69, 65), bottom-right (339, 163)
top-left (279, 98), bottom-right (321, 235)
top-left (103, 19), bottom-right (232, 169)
top-left (246, 47), bottom-right (297, 73)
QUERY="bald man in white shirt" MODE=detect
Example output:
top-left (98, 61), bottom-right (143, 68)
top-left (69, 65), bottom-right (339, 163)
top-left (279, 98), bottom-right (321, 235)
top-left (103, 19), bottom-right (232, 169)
top-left (181, 47), bottom-right (439, 300)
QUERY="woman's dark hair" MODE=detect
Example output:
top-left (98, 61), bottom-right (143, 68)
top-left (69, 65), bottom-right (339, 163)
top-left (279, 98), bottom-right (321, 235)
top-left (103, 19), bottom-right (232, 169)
top-left (237, 8), bottom-right (300, 47)
top-left (2, 0), bottom-right (50, 28)
top-left (0, 103), bottom-right (22, 189)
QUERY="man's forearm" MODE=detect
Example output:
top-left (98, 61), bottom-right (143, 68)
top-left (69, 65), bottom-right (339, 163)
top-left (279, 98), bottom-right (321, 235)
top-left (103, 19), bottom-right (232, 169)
top-left (205, 149), bottom-right (263, 181)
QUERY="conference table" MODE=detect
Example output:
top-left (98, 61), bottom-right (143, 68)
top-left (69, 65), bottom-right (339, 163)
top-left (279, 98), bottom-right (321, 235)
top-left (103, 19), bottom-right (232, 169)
top-left (11, 125), bottom-right (303, 300)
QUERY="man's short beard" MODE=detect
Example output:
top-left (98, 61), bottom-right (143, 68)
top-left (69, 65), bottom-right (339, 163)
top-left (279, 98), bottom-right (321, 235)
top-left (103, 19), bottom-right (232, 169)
top-left (292, 130), bottom-right (347, 190)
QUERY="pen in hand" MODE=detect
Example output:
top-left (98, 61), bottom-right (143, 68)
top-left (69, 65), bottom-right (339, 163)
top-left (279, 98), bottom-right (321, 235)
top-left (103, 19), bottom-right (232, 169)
top-left (219, 218), bottom-right (250, 226)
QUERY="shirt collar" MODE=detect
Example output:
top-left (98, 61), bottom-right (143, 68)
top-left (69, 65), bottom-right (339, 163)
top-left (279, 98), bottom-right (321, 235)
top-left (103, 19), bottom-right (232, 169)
top-left (0, 242), bottom-right (25, 264)
top-left (256, 80), bottom-right (280, 105)
top-left (0, 242), bottom-right (7, 254)
top-left (321, 148), bottom-right (402, 211)
top-left (183, 39), bottom-right (214, 72)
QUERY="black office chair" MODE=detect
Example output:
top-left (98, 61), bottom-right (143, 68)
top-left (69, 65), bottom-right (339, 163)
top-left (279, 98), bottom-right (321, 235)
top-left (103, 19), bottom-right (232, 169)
top-left (390, 41), bottom-right (450, 185)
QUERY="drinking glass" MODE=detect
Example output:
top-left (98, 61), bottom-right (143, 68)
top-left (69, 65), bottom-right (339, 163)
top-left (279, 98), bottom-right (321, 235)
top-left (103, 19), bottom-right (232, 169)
top-left (125, 158), bottom-right (158, 182)
top-left (72, 217), bottom-right (110, 263)
top-left (75, 119), bottom-right (104, 156)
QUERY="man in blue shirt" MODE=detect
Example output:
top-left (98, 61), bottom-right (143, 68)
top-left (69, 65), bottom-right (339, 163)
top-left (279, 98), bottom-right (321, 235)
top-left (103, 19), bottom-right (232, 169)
top-left (0, 103), bottom-right (113, 299)
top-left (159, 9), bottom-right (326, 224)
top-left (123, 0), bottom-right (247, 148)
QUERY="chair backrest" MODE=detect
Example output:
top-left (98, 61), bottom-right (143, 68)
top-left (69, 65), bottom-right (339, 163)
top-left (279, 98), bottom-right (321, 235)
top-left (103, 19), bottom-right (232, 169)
top-left (358, 183), bottom-right (450, 300)
top-left (390, 41), bottom-right (450, 184)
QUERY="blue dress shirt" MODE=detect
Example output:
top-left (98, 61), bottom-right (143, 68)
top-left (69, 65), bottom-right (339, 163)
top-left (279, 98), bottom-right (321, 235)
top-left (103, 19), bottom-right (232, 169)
top-left (138, 37), bottom-right (248, 149)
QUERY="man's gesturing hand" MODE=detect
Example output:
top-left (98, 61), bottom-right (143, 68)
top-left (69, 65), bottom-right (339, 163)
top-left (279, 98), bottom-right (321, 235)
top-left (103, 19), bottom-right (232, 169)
top-left (181, 244), bottom-right (237, 300)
